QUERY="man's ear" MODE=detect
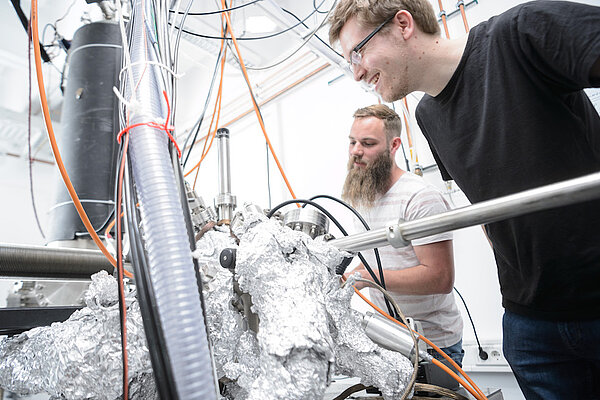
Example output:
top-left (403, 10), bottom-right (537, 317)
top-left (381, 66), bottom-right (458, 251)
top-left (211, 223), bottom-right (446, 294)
top-left (390, 137), bottom-right (402, 154)
top-left (393, 10), bottom-right (415, 40)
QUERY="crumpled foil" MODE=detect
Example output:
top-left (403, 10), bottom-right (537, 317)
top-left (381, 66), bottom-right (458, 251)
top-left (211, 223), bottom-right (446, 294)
top-left (0, 270), bottom-right (153, 399)
top-left (198, 207), bottom-right (413, 400)
top-left (0, 207), bottom-right (413, 400)
top-left (327, 275), bottom-right (414, 399)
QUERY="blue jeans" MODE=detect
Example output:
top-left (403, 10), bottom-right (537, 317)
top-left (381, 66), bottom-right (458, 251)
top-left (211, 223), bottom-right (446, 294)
top-left (503, 310), bottom-right (600, 400)
top-left (434, 339), bottom-right (464, 367)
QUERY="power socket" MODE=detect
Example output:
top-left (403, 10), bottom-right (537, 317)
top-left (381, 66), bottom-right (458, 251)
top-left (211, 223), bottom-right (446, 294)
top-left (476, 344), bottom-right (508, 366)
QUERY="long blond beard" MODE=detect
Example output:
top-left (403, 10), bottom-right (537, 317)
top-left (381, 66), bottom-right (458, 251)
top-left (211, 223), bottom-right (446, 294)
top-left (342, 150), bottom-right (392, 209)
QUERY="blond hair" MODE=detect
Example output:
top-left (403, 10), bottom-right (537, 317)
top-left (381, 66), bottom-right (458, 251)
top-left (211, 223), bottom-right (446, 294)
top-left (353, 104), bottom-right (402, 143)
top-left (329, 0), bottom-right (440, 44)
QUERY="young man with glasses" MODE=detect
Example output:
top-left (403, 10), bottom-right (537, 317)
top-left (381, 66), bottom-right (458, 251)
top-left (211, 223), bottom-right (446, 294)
top-left (329, 1), bottom-right (600, 399)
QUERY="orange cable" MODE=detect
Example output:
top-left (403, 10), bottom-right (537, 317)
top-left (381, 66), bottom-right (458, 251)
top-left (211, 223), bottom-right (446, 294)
top-left (30, 0), bottom-right (132, 279)
top-left (437, 0), bottom-right (451, 39)
top-left (351, 286), bottom-right (487, 399)
top-left (186, 63), bottom-right (329, 152)
top-left (191, 62), bottom-right (225, 188)
top-left (431, 358), bottom-right (482, 400)
top-left (221, 0), bottom-right (297, 201)
top-left (459, 2), bottom-right (470, 33)
top-left (116, 132), bottom-right (130, 400)
top-left (184, 17), bottom-right (227, 181)
top-left (401, 97), bottom-right (417, 163)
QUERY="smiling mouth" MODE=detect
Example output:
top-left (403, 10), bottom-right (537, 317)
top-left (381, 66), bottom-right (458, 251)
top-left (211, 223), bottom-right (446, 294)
top-left (368, 73), bottom-right (380, 87)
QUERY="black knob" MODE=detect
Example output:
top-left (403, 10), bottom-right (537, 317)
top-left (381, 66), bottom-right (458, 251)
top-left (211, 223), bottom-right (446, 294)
top-left (335, 255), bottom-right (354, 275)
top-left (220, 248), bottom-right (237, 269)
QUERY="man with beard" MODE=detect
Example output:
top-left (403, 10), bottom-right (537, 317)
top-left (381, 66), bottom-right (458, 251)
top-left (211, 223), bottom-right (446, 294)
top-left (342, 104), bottom-right (464, 365)
top-left (329, 1), bottom-right (600, 399)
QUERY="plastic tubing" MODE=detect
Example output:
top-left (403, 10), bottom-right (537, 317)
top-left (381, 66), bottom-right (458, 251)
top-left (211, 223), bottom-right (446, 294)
top-left (125, 0), bottom-right (217, 398)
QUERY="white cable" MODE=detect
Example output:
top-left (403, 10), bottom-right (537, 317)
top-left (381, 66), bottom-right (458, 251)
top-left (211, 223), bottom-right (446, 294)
top-left (116, 0), bottom-right (135, 97)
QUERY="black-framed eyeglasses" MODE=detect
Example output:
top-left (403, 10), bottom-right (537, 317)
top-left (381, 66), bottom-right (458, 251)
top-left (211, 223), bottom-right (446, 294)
top-left (349, 14), bottom-right (395, 70)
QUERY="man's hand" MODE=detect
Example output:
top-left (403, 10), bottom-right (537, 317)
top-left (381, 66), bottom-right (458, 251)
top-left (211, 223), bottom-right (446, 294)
top-left (343, 263), bottom-right (377, 290)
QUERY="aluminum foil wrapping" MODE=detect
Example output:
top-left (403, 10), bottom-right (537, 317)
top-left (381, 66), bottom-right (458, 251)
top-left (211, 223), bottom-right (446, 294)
top-left (197, 207), bottom-right (413, 400)
top-left (327, 275), bottom-right (414, 399)
top-left (0, 207), bottom-right (413, 400)
top-left (0, 271), bottom-right (153, 399)
top-left (233, 211), bottom-right (337, 400)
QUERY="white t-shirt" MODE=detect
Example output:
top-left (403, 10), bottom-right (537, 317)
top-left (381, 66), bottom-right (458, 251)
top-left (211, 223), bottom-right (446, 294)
top-left (355, 172), bottom-right (463, 348)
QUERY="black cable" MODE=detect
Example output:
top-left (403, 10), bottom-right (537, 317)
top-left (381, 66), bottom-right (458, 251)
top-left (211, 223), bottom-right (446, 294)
top-left (333, 384), bottom-right (370, 400)
top-left (399, 139), bottom-right (411, 172)
top-left (266, 142), bottom-right (272, 209)
top-left (306, 194), bottom-right (397, 318)
top-left (281, 7), bottom-right (343, 58)
top-left (124, 162), bottom-right (179, 400)
top-left (169, 0), bottom-right (262, 16)
top-left (307, 195), bottom-right (386, 288)
top-left (27, 20), bottom-right (45, 240)
top-left (115, 141), bottom-right (128, 399)
top-left (453, 287), bottom-right (488, 360)
top-left (391, 102), bottom-right (411, 172)
top-left (266, 199), bottom-right (383, 288)
top-left (10, 0), bottom-right (50, 63)
top-left (313, 0), bottom-right (329, 14)
top-left (182, 43), bottom-right (225, 167)
top-left (173, 4), bottom-right (320, 41)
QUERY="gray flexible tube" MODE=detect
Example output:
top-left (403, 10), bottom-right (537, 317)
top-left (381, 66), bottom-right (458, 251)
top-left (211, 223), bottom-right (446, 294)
top-left (125, 1), bottom-right (217, 398)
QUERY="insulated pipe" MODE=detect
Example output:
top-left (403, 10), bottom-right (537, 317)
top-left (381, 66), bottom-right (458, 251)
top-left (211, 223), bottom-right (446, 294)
top-left (0, 243), bottom-right (113, 279)
top-left (46, 22), bottom-right (121, 246)
top-left (125, 0), bottom-right (217, 398)
top-left (330, 171), bottom-right (600, 252)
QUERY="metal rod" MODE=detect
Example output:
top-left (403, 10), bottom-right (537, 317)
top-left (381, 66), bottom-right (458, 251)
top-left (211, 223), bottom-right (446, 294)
top-left (217, 128), bottom-right (231, 195)
top-left (0, 243), bottom-right (114, 279)
top-left (215, 127), bottom-right (236, 222)
top-left (329, 171), bottom-right (600, 252)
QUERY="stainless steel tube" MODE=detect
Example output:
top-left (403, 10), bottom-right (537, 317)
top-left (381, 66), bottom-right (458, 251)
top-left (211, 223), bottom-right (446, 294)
top-left (0, 243), bottom-right (113, 279)
top-left (330, 171), bottom-right (600, 252)
top-left (217, 128), bottom-right (231, 195)
top-left (215, 128), bottom-right (236, 222)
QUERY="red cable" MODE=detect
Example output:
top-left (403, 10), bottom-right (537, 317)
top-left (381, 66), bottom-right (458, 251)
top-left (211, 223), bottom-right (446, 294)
top-left (117, 91), bottom-right (181, 158)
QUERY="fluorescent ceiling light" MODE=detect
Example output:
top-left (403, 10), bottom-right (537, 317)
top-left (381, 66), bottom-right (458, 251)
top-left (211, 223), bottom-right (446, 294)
top-left (245, 15), bottom-right (278, 33)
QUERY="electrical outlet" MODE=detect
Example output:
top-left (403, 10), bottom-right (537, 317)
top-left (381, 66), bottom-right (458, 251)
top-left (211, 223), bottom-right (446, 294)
top-left (476, 344), bottom-right (508, 366)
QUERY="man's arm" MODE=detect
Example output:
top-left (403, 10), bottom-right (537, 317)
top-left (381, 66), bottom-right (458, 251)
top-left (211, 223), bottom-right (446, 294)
top-left (344, 240), bottom-right (454, 295)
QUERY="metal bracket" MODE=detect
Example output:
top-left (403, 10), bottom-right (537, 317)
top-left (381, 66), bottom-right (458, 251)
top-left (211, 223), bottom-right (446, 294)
top-left (386, 220), bottom-right (410, 248)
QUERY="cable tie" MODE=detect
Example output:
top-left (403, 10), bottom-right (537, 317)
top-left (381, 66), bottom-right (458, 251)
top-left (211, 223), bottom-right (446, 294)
top-left (112, 86), bottom-right (140, 114)
top-left (119, 61), bottom-right (184, 85)
top-left (117, 91), bottom-right (181, 158)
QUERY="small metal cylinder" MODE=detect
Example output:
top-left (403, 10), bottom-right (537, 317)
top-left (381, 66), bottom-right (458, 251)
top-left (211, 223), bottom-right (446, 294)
top-left (283, 208), bottom-right (329, 239)
top-left (362, 312), bottom-right (429, 361)
top-left (362, 312), bottom-right (415, 358)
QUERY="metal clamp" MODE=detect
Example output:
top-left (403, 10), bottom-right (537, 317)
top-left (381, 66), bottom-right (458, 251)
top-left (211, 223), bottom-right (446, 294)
top-left (386, 220), bottom-right (410, 248)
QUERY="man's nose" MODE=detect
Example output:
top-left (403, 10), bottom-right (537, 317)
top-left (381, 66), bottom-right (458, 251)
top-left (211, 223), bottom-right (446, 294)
top-left (350, 143), bottom-right (363, 156)
top-left (352, 63), bottom-right (366, 82)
